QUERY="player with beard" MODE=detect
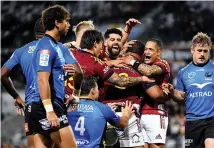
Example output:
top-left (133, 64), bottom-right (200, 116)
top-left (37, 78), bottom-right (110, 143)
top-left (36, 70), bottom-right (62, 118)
top-left (65, 30), bottom-right (155, 103)
top-left (103, 40), bottom-right (170, 148)
top-left (123, 38), bottom-right (171, 148)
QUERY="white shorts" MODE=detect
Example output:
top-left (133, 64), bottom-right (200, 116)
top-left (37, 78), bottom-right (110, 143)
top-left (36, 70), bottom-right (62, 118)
top-left (116, 112), bottom-right (144, 147)
top-left (141, 114), bottom-right (168, 144)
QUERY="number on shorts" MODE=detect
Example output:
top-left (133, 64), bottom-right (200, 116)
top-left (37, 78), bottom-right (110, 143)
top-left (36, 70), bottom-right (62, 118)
top-left (75, 116), bottom-right (85, 136)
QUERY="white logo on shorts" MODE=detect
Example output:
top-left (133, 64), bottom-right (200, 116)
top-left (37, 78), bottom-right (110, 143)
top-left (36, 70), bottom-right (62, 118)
top-left (39, 118), bottom-right (51, 130)
top-left (185, 139), bottom-right (193, 146)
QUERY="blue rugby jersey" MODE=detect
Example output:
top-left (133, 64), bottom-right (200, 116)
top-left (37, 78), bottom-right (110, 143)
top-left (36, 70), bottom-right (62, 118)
top-left (4, 40), bottom-right (38, 105)
top-left (32, 34), bottom-right (76, 107)
top-left (176, 60), bottom-right (214, 121)
top-left (67, 99), bottom-right (120, 148)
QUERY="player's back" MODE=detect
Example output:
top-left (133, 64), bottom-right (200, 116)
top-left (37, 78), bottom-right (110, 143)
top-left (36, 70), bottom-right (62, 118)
top-left (67, 99), bottom-right (119, 148)
top-left (3, 40), bottom-right (38, 104)
top-left (177, 60), bottom-right (214, 121)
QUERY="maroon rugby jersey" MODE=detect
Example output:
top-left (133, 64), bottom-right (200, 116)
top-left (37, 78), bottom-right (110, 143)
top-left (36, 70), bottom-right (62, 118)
top-left (64, 50), bottom-right (114, 99)
top-left (141, 58), bottom-right (170, 116)
top-left (102, 66), bottom-right (143, 105)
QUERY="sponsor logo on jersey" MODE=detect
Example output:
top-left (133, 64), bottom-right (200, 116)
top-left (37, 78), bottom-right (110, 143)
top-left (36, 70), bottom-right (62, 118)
top-left (103, 66), bottom-right (110, 74)
top-left (196, 68), bottom-right (204, 72)
top-left (67, 104), bottom-right (78, 112)
top-left (205, 72), bottom-right (213, 77)
top-left (188, 72), bottom-right (196, 79)
top-left (28, 46), bottom-right (35, 53)
top-left (190, 82), bottom-right (214, 89)
top-left (189, 91), bottom-right (212, 98)
top-left (76, 139), bottom-right (89, 145)
top-left (39, 49), bottom-right (50, 66)
top-left (77, 104), bottom-right (94, 112)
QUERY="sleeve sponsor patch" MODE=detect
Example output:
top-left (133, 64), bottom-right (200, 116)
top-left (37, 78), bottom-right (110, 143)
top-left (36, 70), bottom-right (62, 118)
top-left (39, 49), bottom-right (50, 66)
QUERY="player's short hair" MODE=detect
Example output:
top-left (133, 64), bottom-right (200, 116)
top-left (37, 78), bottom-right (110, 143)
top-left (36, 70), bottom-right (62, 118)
top-left (73, 20), bottom-right (95, 36)
top-left (192, 32), bottom-right (212, 48)
top-left (80, 30), bottom-right (104, 49)
top-left (104, 28), bottom-right (123, 39)
top-left (80, 76), bottom-right (97, 96)
top-left (41, 5), bottom-right (70, 31)
top-left (147, 38), bottom-right (163, 50)
top-left (126, 40), bottom-right (145, 56)
top-left (34, 18), bottom-right (45, 39)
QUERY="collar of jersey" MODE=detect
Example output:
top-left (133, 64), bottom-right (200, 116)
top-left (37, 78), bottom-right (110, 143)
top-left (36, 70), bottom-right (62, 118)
top-left (192, 60), bottom-right (210, 67)
top-left (80, 98), bottom-right (94, 101)
top-left (79, 49), bottom-right (96, 57)
top-left (44, 34), bottom-right (58, 44)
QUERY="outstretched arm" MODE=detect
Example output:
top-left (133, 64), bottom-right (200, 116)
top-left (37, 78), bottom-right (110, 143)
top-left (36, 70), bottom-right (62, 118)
top-left (107, 72), bottom-right (154, 87)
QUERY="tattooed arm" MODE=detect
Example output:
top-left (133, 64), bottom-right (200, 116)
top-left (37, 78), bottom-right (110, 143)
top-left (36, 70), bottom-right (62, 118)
top-left (136, 63), bottom-right (162, 77)
top-left (107, 72), bottom-right (154, 87)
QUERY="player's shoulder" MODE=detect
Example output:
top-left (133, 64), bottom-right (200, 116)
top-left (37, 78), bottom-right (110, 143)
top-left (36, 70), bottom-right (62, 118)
top-left (208, 60), bottom-right (214, 66)
top-left (14, 40), bottom-right (38, 54)
top-left (178, 62), bottom-right (193, 75)
top-left (37, 36), bottom-right (55, 50)
top-left (155, 58), bottom-right (170, 66)
top-left (93, 101), bottom-right (110, 110)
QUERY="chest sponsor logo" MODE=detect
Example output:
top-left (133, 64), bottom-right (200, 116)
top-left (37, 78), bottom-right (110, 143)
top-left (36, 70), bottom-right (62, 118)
top-left (39, 50), bottom-right (50, 66)
top-left (76, 139), bottom-right (89, 145)
top-left (188, 72), bottom-right (196, 79)
top-left (190, 82), bottom-right (214, 89)
top-left (205, 72), bottom-right (213, 77)
top-left (189, 91), bottom-right (212, 98)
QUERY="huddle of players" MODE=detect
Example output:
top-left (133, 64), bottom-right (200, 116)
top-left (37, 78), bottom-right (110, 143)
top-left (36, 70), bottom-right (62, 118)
top-left (1, 4), bottom-right (171, 148)
top-left (64, 13), bottom-right (171, 148)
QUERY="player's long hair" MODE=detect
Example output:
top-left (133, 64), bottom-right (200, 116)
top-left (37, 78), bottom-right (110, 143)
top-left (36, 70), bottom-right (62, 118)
top-left (192, 32), bottom-right (212, 48)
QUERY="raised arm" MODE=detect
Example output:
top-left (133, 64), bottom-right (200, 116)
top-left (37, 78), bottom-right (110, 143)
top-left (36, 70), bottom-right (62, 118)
top-left (121, 18), bottom-right (141, 45)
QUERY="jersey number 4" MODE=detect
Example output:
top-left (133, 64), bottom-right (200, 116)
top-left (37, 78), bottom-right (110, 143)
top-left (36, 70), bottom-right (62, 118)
top-left (75, 116), bottom-right (85, 136)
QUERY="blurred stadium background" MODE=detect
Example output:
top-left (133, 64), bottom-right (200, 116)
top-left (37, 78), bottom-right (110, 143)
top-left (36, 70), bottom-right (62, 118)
top-left (1, 1), bottom-right (214, 147)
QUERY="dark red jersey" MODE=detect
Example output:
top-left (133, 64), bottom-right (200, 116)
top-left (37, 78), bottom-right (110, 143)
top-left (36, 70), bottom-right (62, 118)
top-left (65, 50), bottom-right (114, 98)
top-left (141, 58), bottom-right (171, 116)
top-left (102, 66), bottom-right (143, 105)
